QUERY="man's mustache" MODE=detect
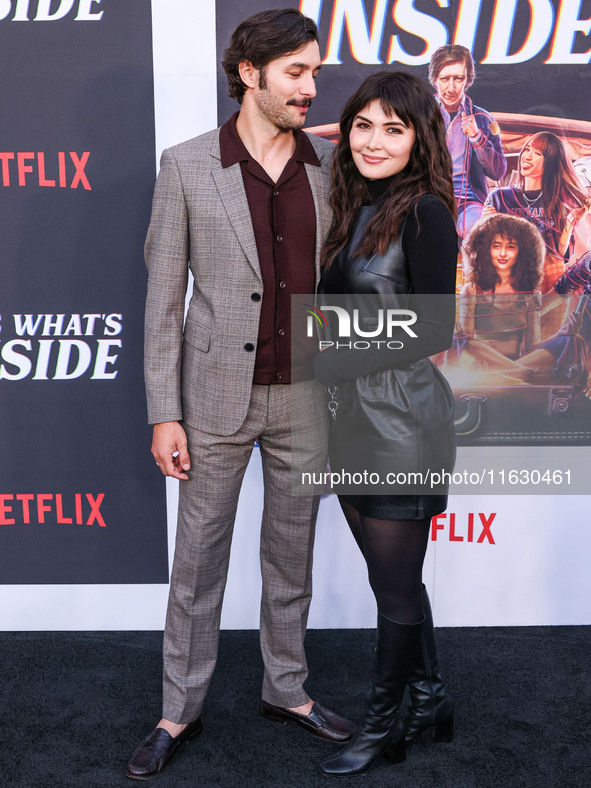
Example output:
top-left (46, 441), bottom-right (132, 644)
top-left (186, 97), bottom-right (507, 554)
top-left (287, 98), bottom-right (312, 108)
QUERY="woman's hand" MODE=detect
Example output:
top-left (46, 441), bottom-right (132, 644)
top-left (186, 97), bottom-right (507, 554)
top-left (566, 200), bottom-right (591, 227)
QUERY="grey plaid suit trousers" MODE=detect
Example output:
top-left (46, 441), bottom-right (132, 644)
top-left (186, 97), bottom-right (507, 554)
top-left (162, 381), bottom-right (328, 722)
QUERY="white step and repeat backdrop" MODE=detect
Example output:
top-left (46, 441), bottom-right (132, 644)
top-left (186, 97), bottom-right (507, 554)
top-left (1, 0), bottom-right (590, 629)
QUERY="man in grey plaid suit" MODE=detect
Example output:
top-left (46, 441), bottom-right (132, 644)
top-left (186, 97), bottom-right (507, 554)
top-left (127, 9), bottom-right (355, 781)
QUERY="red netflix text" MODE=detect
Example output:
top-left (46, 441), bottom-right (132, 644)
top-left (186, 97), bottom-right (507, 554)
top-left (0, 152), bottom-right (91, 189)
top-left (431, 513), bottom-right (496, 544)
top-left (0, 493), bottom-right (106, 527)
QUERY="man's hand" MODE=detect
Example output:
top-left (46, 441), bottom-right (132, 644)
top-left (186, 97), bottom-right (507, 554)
top-left (152, 421), bottom-right (191, 480)
top-left (460, 112), bottom-right (479, 139)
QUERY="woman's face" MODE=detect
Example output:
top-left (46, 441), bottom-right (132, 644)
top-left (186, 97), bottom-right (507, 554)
top-left (520, 140), bottom-right (544, 180)
top-left (490, 234), bottom-right (519, 274)
top-left (349, 99), bottom-right (416, 180)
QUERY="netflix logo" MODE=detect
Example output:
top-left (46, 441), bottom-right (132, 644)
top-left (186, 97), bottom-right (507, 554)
top-left (431, 513), bottom-right (496, 544)
top-left (0, 493), bottom-right (106, 527)
top-left (0, 151), bottom-right (91, 189)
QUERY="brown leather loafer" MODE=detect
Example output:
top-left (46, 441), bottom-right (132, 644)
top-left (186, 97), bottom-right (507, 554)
top-left (126, 717), bottom-right (203, 780)
top-left (261, 700), bottom-right (356, 742)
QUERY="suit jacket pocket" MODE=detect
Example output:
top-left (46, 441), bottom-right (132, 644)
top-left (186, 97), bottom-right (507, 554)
top-left (183, 318), bottom-right (211, 352)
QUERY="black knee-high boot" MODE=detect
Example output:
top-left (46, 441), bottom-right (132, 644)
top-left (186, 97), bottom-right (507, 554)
top-left (318, 616), bottom-right (422, 777)
top-left (404, 587), bottom-right (454, 747)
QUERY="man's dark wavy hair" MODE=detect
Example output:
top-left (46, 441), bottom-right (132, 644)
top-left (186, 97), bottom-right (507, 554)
top-left (463, 214), bottom-right (545, 292)
top-left (222, 8), bottom-right (318, 104)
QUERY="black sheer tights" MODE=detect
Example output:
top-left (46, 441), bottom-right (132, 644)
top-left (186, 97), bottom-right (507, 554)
top-left (340, 498), bottom-right (430, 624)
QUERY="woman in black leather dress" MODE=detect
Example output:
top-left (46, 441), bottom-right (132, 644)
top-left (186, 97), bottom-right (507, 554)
top-left (313, 72), bottom-right (458, 777)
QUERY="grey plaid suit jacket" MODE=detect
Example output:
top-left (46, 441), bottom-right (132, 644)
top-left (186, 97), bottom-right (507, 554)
top-left (144, 127), bottom-right (335, 435)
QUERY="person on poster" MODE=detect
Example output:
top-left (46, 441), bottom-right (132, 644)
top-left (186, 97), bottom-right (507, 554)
top-left (313, 71), bottom-right (457, 777)
top-left (483, 132), bottom-right (590, 293)
top-left (450, 214), bottom-right (587, 387)
top-left (429, 44), bottom-right (506, 240)
top-left (554, 252), bottom-right (591, 397)
top-left (572, 156), bottom-right (591, 260)
top-left (126, 8), bottom-right (355, 781)
top-left (452, 214), bottom-right (544, 378)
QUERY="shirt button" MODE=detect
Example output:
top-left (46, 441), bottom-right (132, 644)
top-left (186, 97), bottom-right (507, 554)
top-left (278, 329), bottom-right (285, 336)
top-left (244, 343), bottom-right (254, 352)
top-left (279, 281), bottom-right (286, 289)
top-left (275, 373), bottom-right (283, 380)
top-left (276, 235), bottom-right (283, 242)
top-left (250, 292), bottom-right (261, 302)
top-left (274, 190), bottom-right (279, 197)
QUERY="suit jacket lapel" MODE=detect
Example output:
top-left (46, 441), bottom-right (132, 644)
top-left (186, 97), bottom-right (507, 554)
top-left (210, 130), bottom-right (331, 285)
top-left (210, 136), bottom-right (262, 281)
top-left (305, 160), bottom-right (332, 285)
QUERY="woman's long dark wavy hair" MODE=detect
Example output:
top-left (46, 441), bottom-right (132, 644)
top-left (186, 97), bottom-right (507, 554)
top-left (322, 71), bottom-right (456, 268)
top-left (517, 132), bottom-right (588, 232)
top-left (463, 214), bottom-right (544, 292)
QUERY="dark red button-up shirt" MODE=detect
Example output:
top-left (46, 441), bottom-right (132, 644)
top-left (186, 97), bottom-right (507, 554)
top-left (219, 113), bottom-right (318, 383)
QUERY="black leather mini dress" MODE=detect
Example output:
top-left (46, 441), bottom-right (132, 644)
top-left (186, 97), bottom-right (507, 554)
top-left (314, 193), bottom-right (458, 519)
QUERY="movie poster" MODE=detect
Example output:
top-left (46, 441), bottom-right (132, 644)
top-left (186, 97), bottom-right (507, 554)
top-left (217, 0), bottom-right (591, 461)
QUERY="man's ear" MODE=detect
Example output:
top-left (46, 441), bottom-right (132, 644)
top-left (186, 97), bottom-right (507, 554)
top-left (238, 60), bottom-right (258, 91)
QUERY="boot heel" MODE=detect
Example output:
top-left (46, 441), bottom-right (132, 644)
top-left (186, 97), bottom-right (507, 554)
top-left (384, 737), bottom-right (406, 764)
top-left (432, 716), bottom-right (454, 743)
